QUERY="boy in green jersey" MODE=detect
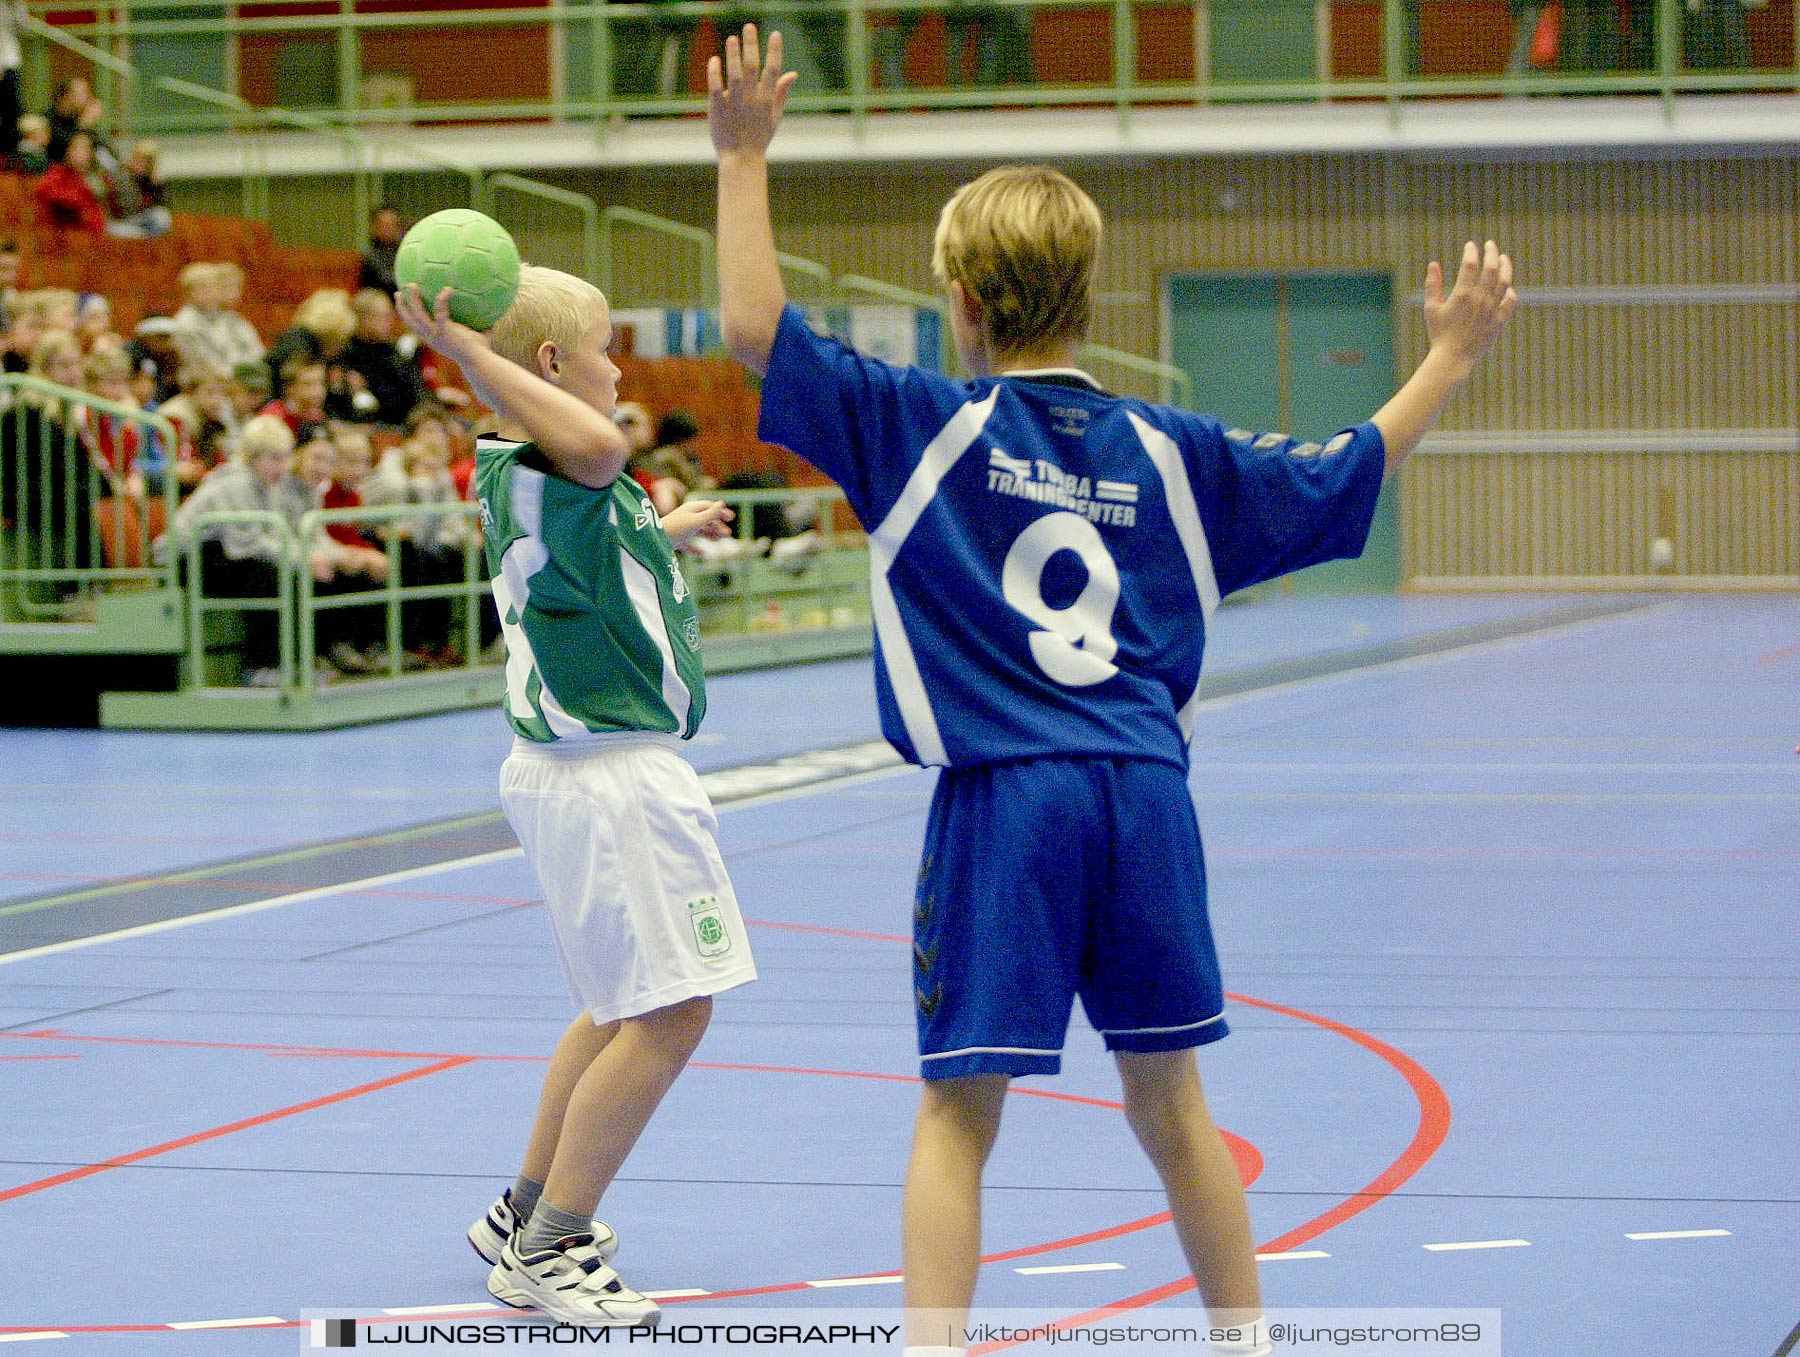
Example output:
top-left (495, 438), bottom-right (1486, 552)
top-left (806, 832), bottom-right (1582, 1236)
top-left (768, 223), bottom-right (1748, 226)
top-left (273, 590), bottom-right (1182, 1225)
top-left (397, 270), bottom-right (753, 1328)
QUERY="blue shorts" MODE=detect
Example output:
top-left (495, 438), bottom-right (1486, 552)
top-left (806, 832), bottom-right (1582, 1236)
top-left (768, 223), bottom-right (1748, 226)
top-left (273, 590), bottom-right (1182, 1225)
top-left (914, 756), bottom-right (1229, 1081)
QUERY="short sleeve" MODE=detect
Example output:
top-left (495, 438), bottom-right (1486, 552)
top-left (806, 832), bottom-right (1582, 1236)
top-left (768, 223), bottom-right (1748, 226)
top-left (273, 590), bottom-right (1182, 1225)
top-left (1172, 414), bottom-right (1387, 597)
top-left (756, 304), bottom-right (973, 524)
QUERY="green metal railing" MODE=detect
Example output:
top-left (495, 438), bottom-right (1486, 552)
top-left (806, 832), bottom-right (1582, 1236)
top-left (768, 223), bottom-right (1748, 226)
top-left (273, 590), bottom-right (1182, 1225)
top-left (484, 175), bottom-right (602, 283)
top-left (0, 377), bottom-right (182, 623)
top-left (28, 0), bottom-right (1797, 137)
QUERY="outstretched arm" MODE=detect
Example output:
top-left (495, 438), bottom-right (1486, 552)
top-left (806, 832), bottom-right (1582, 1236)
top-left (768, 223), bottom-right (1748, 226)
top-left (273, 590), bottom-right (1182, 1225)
top-left (710, 24), bottom-right (797, 376)
top-left (1372, 240), bottom-right (1518, 476)
top-left (394, 283), bottom-right (629, 489)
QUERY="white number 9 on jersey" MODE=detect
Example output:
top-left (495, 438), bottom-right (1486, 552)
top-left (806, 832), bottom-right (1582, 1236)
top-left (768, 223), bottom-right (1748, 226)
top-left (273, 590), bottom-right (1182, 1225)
top-left (1001, 511), bottom-right (1121, 687)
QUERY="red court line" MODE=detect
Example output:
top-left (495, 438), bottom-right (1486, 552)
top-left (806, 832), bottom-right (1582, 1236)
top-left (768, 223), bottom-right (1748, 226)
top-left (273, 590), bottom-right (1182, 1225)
top-left (743, 917), bottom-right (913, 944)
top-left (0, 1054), bottom-right (80, 1062)
top-left (0, 1056), bottom-right (473, 1205)
top-left (1755, 642), bottom-right (1800, 665)
top-left (969, 991), bottom-right (1453, 1355)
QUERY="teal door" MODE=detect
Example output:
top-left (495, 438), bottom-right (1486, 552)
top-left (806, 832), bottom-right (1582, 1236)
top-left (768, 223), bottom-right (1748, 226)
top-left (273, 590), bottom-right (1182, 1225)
top-left (1168, 271), bottom-right (1398, 592)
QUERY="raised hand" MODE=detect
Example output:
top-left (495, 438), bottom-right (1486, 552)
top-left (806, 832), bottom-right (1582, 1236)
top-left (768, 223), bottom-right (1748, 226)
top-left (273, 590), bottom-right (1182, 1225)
top-left (660, 498), bottom-right (735, 547)
top-left (708, 24), bottom-right (798, 158)
top-left (1424, 240), bottom-right (1519, 376)
top-left (394, 282), bottom-right (488, 364)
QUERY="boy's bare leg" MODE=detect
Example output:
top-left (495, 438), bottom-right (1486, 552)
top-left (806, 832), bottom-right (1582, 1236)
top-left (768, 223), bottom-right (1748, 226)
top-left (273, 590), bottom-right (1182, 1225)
top-left (538, 995), bottom-right (714, 1218)
top-left (901, 1073), bottom-right (1010, 1348)
top-left (1116, 1049), bottom-right (1262, 1323)
top-left (520, 1013), bottom-right (621, 1182)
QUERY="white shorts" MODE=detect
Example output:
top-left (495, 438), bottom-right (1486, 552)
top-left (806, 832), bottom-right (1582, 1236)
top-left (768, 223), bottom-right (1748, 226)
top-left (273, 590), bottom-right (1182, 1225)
top-left (499, 735), bottom-right (757, 1024)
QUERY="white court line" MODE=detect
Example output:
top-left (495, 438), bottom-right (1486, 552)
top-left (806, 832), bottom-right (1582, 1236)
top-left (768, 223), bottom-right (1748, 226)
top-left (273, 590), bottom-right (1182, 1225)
top-left (806, 1276), bottom-right (904, 1289)
top-left (0, 850), bottom-right (523, 968)
top-left (0, 1337), bottom-right (68, 1345)
top-left (1015, 1263), bottom-right (1126, 1275)
top-left (381, 1302), bottom-right (504, 1316)
top-left (644, 1289), bottom-right (713, 1300)
top-left (1626, 1229), bottom-right (1731, 1241)
top-left (166, 1317), bottom-right (286, 1329)
top-left (1423, 1239), bottom-right (1531, 1252)
top-left (0, 760), bottom-right (917, 968)
top-left (1256, 1250), bottom-right (1331, 1261)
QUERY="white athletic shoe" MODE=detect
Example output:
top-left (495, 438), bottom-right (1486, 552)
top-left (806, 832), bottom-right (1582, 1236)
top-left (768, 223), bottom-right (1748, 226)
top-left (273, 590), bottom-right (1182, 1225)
top-left (487, 1232), bottom-right (660, 1327)
top-left (467, 1190), bottom-right (619, 1265)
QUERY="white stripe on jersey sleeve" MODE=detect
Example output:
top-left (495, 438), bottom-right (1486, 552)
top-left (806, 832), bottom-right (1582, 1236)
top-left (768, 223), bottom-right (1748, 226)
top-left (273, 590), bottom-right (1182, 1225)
top-left (618, 545), bottom-right (692, 737)
top-left (501, 467), bottom-right (591, 739)
top-left (1128, 411), bottom-right (1222, 744)
top-left (867, 388), bottom-right (1003, 767)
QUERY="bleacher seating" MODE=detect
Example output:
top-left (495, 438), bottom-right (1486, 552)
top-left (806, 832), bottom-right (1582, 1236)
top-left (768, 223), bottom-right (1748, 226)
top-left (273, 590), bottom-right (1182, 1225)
top-left (0, 172), bottom-right (360, 339)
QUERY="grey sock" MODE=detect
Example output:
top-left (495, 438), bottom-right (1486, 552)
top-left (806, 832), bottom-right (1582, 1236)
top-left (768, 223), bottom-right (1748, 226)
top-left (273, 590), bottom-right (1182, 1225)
top-left (520, 1200), bottom-right (592, 1256)
top-left (509, 1174), bottom-right (544, 1226)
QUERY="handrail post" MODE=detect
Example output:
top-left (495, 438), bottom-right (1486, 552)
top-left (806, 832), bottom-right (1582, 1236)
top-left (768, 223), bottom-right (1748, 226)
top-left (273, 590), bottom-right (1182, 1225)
top-left (1384, 0), bottom-right (1403, 127)
top-left (337, 0), bottom-right (362, 128)
top-left (1112, 0), bottom-right (1133, 130)
top-left (847, 0), bottom-right (871, 134)
top-left (1656, 0), bottom-right (1678, 119)
top-left (593, 0), bottom-right (614, 130)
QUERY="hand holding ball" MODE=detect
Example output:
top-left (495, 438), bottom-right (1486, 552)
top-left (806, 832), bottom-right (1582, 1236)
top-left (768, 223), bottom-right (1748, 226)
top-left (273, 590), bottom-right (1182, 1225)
top-left (394, 209), bottom-right (521, 331)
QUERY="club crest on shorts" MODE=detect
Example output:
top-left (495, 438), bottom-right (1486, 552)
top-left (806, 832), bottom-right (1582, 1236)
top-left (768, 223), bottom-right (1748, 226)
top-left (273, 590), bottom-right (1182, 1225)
top-left (687, 895), bottom-right (732, 958)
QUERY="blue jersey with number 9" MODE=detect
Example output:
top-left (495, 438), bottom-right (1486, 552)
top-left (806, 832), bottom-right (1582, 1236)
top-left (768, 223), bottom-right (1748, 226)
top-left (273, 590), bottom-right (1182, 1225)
top-left (758, 305), bottom-right (1387, 770)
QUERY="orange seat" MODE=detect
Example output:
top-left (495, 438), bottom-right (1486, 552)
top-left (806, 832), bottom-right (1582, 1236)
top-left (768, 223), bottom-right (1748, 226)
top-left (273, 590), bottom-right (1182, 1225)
top-left (95, 496), bottom-right (168, 570)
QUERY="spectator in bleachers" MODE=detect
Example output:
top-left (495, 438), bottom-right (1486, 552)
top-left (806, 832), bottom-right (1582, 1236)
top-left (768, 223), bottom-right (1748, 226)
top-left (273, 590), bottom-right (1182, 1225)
top-left (334, 288), bottom-right (428, 427)
top-left (37, 288), bottom-right (76, 333)
top-left (166, 413), bottom-right (303, 687)
top-left (12, 112), bottom-right (46, 173)
top-left (359, 205), bottom-right (404, 296)
top-left (229, 359), bottom-right (270, 423)
top-left (642, 408), bottom-right (715, 501)
top-left (362, 401), bottom-right (470, 659)
top-left (620, 401), bottom-right (686, 516)
top-left (33, 131), bottom-right (164, 237)
top-left (1, 292), bottom-right (42, 377)
top-left (0, 0), bottom-right (23, 164)
top-left (260, 356), bottom-right (331, 443)
top-left (265, 287), bottom-right (355, 399)
top-left (33, 132), bottom-right (107, 232)
top-left (108, 139), bottom-right (172, 239)
top-left (75, 294), bottom-right (116, 351)
top-left (46, 76), bottom-right (113, 168)
top-left (323, 424), bottom-right (383, 552)
top-left (0, 239), bottom-right (20, 333)
top-left (158, 362), bottom-right (239, 487)
top-left (294, 430), bottom-right (391, 677)
top-left (127, 315), bottom-right (183, 405)
top-left (874, 1), bottom-right (1034, 90)
top-left (1, 330), bottom-right (94, 593)
top-left (78, 345), bottom-right (146, 499)
top-left (174, 263), bottom-right (264, 372)
top-left (613, 1), bottom-right (701, 101)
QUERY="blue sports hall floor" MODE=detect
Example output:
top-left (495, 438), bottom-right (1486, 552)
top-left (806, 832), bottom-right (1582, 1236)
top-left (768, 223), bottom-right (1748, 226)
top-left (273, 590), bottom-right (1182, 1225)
top-left (2, 591), bottom-right (1795, 1356)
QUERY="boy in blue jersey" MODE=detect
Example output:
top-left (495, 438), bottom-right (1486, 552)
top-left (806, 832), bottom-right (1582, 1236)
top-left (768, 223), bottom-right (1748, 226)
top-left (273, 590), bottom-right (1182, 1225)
top-left (396, 272), bottom-right (748, 1327)
top-left (710, 26), bottom-right (1516, 1357)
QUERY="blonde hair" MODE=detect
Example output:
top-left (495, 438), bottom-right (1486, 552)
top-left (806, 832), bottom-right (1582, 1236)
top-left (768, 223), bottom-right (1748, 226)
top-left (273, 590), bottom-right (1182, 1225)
top-left (292, 288), bottom-right (357, 351)
top-left (486, 265), bottom-right (604, 372)
top-left (351, 287), bottom-right (392, 318)
top-left (931, 165), bottom-right (1103, 359)
top-left (82, 346), bottom-right (131, 386)
top-left (332, 425), bottom-right (373, 464)
top-left (179, 262), bottom-right (221, 296)
top-left (239, 413), bottom-right (296, 463)
top-left (28, 330), bottom-right (81, 381)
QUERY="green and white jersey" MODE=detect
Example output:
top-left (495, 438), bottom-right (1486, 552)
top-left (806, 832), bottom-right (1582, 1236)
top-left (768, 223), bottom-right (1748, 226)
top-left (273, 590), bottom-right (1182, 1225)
top-left (475, 438), bottom-right (707, 743)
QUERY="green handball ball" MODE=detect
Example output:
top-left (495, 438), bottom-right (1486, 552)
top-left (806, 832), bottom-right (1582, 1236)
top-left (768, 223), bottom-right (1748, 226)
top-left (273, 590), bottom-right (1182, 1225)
top-left (395, 209), bottom-right (521, 332)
